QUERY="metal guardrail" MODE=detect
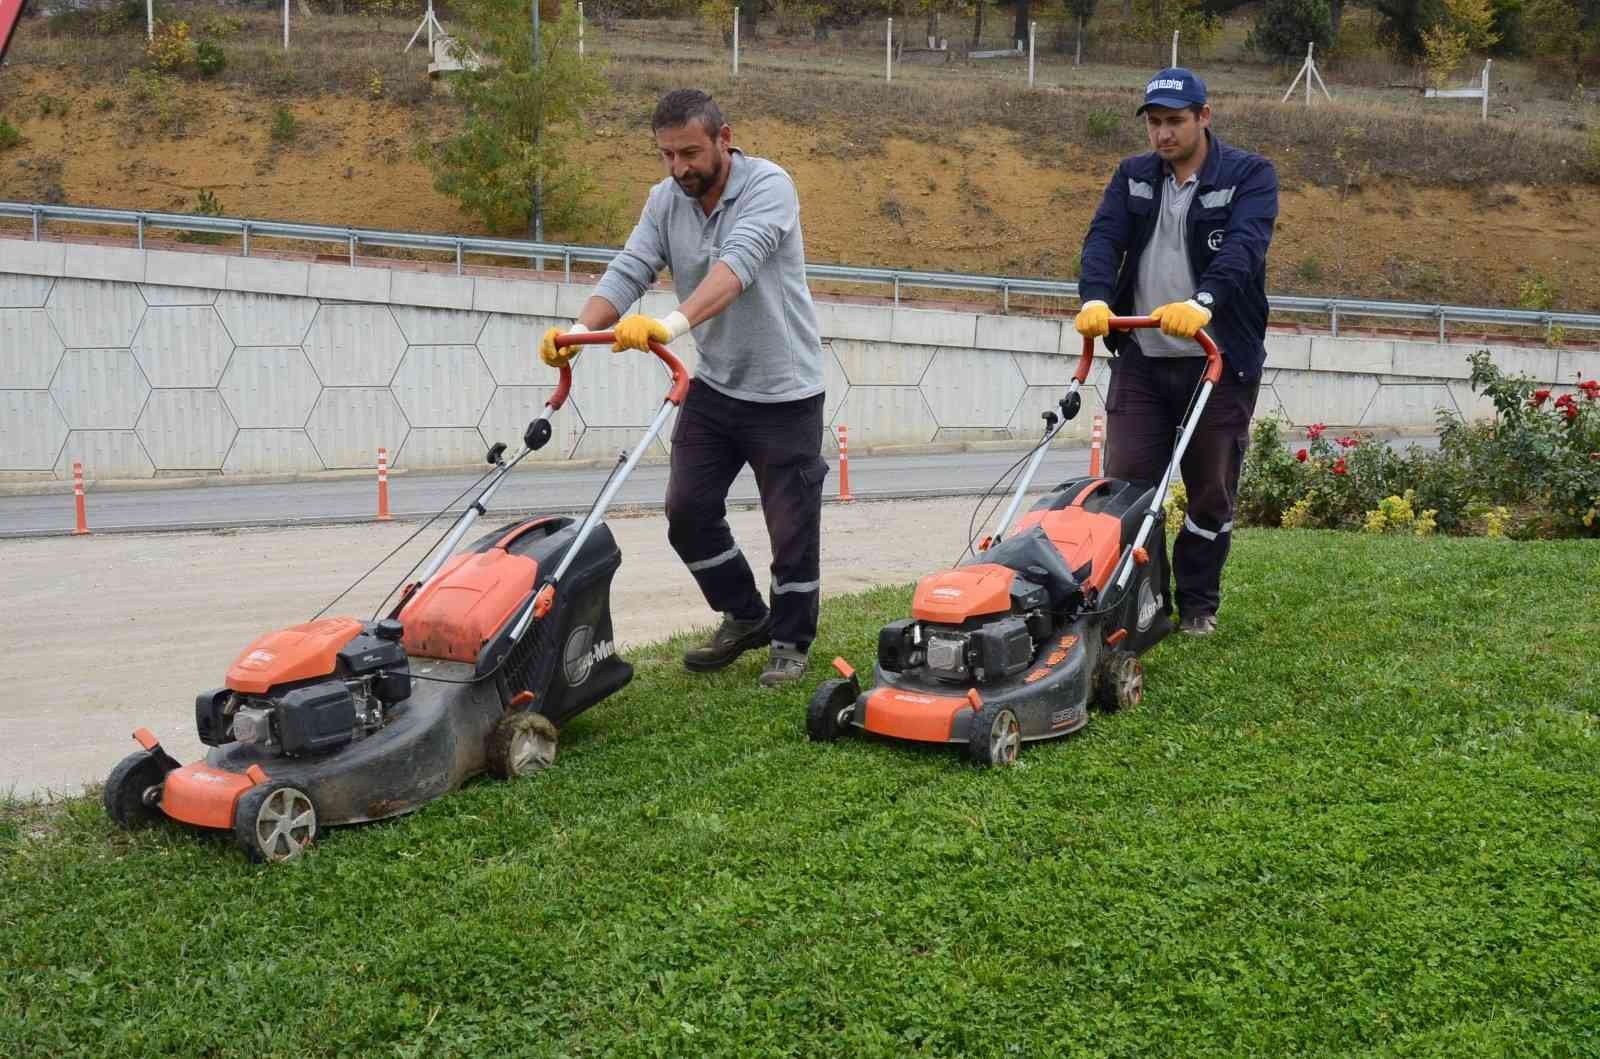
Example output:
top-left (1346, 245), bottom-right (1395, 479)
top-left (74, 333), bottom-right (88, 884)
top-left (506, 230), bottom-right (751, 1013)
top-left (5, 200), bottom-right (1599, 341)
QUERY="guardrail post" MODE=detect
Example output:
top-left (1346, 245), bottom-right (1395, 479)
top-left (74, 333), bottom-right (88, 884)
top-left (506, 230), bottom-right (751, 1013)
top-left (892, 274), bottom-right (900, 306)
top-left (31, 208), bottom-right (40, 241)
top-left (455, 241), bottom-right (463, 275)
top-left (1002, 282), bottom-right (1010, 314)
top-left (136, 214), bottom-right (144, 250)
top-left (563, 249), bottom-right (572, 283)
top-left (242, 223), bottom-right (251, 256)
top-left (1329, 302), bottom-right (1339, 337)
top-left (1437, 308), bottom-right (1446, 343)
top-left (349, 233), bottom-right (357, 266)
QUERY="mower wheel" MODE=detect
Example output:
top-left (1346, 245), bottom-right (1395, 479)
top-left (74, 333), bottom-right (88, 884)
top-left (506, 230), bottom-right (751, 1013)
top-left (967, 704), bottom-right (1022, 768)
top-left (234, 782), bottom-right (318, 864)
top-left (1094, 650), bottom-right (1144, 712)
top-left (487, 711), bottom-right (559, 779)
top-left (103, 750), bottom-right (166, 829)
top-left (806, 679), bottom-right (856, 742)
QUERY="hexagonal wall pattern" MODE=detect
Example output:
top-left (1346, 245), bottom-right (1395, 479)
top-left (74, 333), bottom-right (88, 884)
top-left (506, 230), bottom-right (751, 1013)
top-left (822, 344), bottom-right (849, 428)
top-left (0, 391), bottom-right (69, 469)
top-left (55, 430), bottom-right (156, 480)
top-left (479, 386), bottom-right (584, 461)
top-left (224, 430), bottom-right (325, 474)
top-left (1007, 384), bottom-right (1106, 442)
top-left (477, 313), bottom-right (564, 385)
top-left (1273, 371), bottom-right (1381, 427)
top-left (922, 348), bottom-right (1026, 429)
top-left (50, 349), bottom-right (152, 429)
top-left (391, 346), bottom-right (495, 428)
top-left (303, 304), bottom-right (408, 386)
top-left (569, 429), bottom-right (669, 463)
top-left (1360, 384), bottom-right (1459, 427)
top-left (136, 390), bottom-right (238, 470)
top-left (45, 278), bottom-right (147, 349)
top-left (0, 309), bottom-right (66, 388)
top-left (219, 347), bottom-right (323, 429)
top-left (131, 306), bottom-right (236, 388)
top-left (570, 348), bottom-right (683, 426)
top-left (213, 291), bottom-right (320, 347)
top-left (0, 274), bottom-right (53, 308)
top-left (830, 387), bottom-right (938, 448)
top-left (831, 339), bottom-right (935, 386)
top-left (140, 284), bottom-right (217, 307)
top-left (399, 428), bottom-right (495, 468)
top-left (305, 388), bottom-right (411, 469)
top-left (390, 306), bottom-right (487, 346)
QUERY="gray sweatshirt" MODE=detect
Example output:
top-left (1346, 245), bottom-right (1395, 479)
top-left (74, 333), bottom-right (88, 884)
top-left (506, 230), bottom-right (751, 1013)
top-left (592, 150), bottom-right (824, 403)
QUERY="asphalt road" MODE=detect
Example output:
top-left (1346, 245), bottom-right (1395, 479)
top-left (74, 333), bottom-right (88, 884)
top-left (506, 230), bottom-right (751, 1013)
top-left (0, 446), bottom-right (1092, 537)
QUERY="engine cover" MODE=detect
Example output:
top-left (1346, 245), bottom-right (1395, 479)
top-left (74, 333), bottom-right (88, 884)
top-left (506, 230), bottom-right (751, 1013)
top-left (276, 681), bottom-right (358, 756)
top-left (970, 616), bottom-right (1034, 683)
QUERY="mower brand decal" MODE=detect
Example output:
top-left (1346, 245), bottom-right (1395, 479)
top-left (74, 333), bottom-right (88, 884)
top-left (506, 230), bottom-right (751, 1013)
top-left (1050, 706), bottom-right (1082, 729)
top-left (1137, 584), bottom-right (1164, 631)
top-left (563, 625), bottom-right (614, 687)
top-left (889, 692), bottom-right (937, 704)
top-left (243, 649), bottom-right (276, 666)
top-left (1206, 229), bottom-right (1225, 251)
top-left (931, 587), bottom-right (963, 599)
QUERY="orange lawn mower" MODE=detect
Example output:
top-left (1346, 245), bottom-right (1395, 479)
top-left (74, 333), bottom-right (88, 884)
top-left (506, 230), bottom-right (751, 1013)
top-left (102, 333), bottom-right (689, 861)
top-left (806, 317), bottom-right (1223, 765)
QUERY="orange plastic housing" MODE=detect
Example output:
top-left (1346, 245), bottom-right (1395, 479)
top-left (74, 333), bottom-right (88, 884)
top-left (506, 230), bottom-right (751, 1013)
top-left (861, 688), bottom-right (972, 742)
top-left (161, 763), bottom-right (259, 829)
top-left (400, 550), bottom-right (540, 663)
top-left (1011, 508), bottom-right (1125, 593)
top-left (226, 617), bottom-right (364, 695)
top-left (911, 564), bottom-right (1016, 624)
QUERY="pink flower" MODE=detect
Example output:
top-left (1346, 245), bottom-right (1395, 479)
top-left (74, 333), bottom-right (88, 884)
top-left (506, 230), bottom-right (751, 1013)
top-left (1531, 390), bottom-right (1552, 408)
top-left (1306, 423), bottom-right (1326, 441)
top-left (1331, 458), bottom-right (1348, 475)
top-left (1295, 448), bottom-right (1309, 462)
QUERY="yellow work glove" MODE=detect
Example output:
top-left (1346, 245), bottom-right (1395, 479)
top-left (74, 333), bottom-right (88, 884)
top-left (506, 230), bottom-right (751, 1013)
top-left (1150, 299), bottom-right (1213, 339)
top-left (540, 323), bottom-right (586, 368)
top-left (611, 311), bottom-right (690, 353)
top-left (1073, 300), bottom-right (1112, 339)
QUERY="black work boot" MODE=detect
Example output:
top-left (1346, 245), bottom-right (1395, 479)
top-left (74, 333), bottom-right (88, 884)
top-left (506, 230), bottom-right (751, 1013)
top-left (683, 612), bottom-right (772, 673)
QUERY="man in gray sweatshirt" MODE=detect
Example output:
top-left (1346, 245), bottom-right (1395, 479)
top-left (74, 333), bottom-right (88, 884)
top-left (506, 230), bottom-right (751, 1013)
top-left (540, 89), bottom-right (828, 687)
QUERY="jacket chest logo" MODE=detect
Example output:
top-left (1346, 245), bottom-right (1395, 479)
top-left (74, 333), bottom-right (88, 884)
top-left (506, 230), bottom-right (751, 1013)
top-left (1207, 229), bottom-right (1225, 251)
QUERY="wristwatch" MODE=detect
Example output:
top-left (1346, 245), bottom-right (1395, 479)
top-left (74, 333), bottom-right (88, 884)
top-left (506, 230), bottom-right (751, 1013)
top-left (1193, 290), bottom-right (1215, 310)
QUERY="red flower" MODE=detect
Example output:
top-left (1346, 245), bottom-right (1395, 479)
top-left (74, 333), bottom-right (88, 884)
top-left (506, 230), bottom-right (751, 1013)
top-left (1581, 379), bottom-right (1600, 401)
top-left (1295, 448), bottom-right (1309, 462)
top-left (1336, 435), bottom-right (1360, 449)
top-left (1564, 404), bottom-right (1580, 422)
top-left (1554, 393), bottom-right (1577, 411)
top-left (1331, 458), bottom-right (1348, 475)
top-left (1306, 423), bottom-right (1325, 441)
top-left (1531, 389), bottom-right (1552, 408)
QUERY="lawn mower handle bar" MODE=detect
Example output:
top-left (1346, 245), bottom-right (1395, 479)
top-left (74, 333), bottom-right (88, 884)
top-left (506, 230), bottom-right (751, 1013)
top-left (552, 332), bottom-right (693, 408)
top-left (1075, 316), bottom-right (1223, 385)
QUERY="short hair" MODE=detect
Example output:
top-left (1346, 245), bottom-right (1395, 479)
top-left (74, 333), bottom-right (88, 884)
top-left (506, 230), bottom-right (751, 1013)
top-left (652, 89), bottom-right (723, 140)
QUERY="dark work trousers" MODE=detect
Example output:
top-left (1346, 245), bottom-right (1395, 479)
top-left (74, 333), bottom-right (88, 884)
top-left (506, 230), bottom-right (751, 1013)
top-left (1103, 347), bottom-right (1260, 620)
top-left (664, 379), bottom-right (829, 652)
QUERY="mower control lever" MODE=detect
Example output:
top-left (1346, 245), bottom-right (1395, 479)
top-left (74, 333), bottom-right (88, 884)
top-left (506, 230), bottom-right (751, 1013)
top-left (524, 417), bottom-right (553, 452)
top-left (554, 332), bottom-right (693, 407)
top-left (486, 441), bottom-right (508, 465)
top-left (1059, 390), bottom-right (1082, 422)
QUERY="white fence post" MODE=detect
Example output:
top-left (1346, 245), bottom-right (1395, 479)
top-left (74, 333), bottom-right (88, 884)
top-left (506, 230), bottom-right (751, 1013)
top-left (146, 0), bottom-right (153, 40)
top-left (1170, 29), bottom-right (1178, 66)
top-left (886, 17), bottom-right (893, 82)
top-left (578, 1), bottom-right (584, 57)
top-left (282, 0), bottom-right (289, 50)
top-left (1028, 21), bottom-right (1036, 87)
top-left (1481, 58), bottom-right (1492, 121)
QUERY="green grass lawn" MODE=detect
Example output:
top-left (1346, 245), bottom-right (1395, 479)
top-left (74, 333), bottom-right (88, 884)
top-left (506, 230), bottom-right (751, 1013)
top-left (3, 529), bottom-right (1598, 1058)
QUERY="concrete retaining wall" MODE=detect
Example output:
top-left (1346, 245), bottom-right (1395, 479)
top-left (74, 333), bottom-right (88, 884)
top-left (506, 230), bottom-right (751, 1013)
top-left (4, 238), bottom-right (1594, 480)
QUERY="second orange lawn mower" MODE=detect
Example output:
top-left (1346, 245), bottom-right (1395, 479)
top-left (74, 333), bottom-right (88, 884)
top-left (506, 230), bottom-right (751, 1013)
top-left (805, 316), bottom-right (1223, 766)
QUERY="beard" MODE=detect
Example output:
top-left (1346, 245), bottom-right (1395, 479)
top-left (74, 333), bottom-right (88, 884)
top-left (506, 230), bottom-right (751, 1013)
top-left (675, 152), bottom-right (724, 198)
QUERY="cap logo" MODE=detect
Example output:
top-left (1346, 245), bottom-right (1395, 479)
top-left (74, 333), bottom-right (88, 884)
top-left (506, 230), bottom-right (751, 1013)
top-left (1148, 78), bottom-right (1185, 92)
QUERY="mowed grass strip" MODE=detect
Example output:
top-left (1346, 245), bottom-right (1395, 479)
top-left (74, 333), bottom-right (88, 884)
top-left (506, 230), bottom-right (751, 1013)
top-left (2, 530), bottom-right (1597, 1058)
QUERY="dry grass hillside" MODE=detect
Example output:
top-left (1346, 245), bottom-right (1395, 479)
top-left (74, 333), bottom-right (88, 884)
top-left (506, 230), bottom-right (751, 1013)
top-left (2, 4), bottom-right (1599, 316)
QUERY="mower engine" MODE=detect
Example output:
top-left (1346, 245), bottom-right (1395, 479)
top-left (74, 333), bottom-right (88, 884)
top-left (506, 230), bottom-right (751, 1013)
top-left (878, 575), bottom-right (1054, 686)
top-left (196, 617), bottom-right (413, 757)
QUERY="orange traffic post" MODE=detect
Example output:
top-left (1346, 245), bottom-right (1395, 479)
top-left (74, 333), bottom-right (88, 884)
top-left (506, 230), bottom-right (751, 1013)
top-left (837, 424), bottom-right (852, 502)
top-left (376, 447), bottom-right (393, 521)
top-left (1089, 414), bottom-right (1105, 477)
top-left (72, 460), bottom-right (89, 536)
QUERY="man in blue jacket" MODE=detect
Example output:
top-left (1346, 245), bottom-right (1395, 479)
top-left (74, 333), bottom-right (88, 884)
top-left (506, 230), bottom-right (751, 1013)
top-left (1075, 68), bottom-right (1278, 636)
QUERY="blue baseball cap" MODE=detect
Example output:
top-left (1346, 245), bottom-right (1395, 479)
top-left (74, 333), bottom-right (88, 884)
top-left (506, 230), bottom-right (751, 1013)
top-left (1137, 67), bottom-right (1207, 115)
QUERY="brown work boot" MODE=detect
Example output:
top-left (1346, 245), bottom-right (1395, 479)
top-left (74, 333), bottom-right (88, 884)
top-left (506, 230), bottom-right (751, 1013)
top-left (1179, 614), bottom-right (1218, 637)
top-left (683, 612), bottom-right (772, 673)
top-left (758, 645), bottom-right (810, 687)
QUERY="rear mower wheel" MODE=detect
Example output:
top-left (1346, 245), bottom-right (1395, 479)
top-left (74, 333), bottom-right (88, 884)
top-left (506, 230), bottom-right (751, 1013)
top-left (235, 782), bottom-right (318, 863)
top-left (103, 750), bottom-right (166, 829)
top-left (487, 711), bottom-right (559, 779)
top-left (967, 704), bottom-right (1021, 768)
top-left (1094, 650), bottom-right (1144, 712)
top-left (806, 678), bottom-right (856, 742)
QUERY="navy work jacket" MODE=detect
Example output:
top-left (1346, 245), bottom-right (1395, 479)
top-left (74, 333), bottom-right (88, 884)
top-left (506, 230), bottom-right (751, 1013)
top-left (1078, 131), bottom-right (1279, 382)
